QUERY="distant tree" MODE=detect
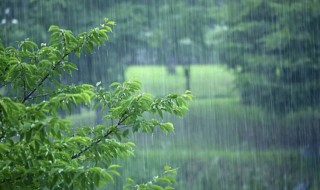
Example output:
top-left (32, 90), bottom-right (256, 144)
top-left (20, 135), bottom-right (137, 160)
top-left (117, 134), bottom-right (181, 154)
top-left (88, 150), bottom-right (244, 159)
top-left (106, 2), bottom-right (151, 65)
top-left (215, 0), bottom-right (320, 113)
top-left (0, 19), bottom-right (191, 189)
top-left (147, 1), bottom-right (209, 91)
top-left (160, 1), bottom-right (207, 63)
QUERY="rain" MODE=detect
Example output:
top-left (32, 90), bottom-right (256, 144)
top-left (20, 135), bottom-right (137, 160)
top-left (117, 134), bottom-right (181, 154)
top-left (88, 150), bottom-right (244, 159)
top-left (1, 0), bottom-right (320, 189)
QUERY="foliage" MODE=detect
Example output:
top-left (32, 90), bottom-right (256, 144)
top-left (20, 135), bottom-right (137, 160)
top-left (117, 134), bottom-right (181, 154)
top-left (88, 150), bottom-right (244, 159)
top-left (0, 19), bottom-right (191, 189)
top-left (149, 1), bottom-right (209, 66)
top-left (215, 0), bottom-right (320, 113)
top-left (123, 166), bottom-right (177, 190)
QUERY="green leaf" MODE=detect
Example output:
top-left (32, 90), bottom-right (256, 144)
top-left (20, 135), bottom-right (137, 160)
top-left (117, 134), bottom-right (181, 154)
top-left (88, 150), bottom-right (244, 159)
top-left (108, 164), bottom-right (121, 170)
top-left (164, 166), bottom-right (177, 175)
top-left (0, 143), bottom-right (9, 151)
top-left (25, 129), bottom-right (33, 143)
top-left (48, 25), bottom-right (60, 32)
top-left (96, 81), bottom-right (101, 87)
top-left (159, 122), bottom-right (174, 133)
top-left (101, 171), bottom-right (114, 183)
top-left (167, 94), bottom-right (178, 98)
top-left (65, 62), bottom-right (78, 70)
top-left (156, 177), bottom-right (171, 184)
top-left (151, 184), bottom-right (164, 190)
top-left (110, 82), bottom-right (120, 88)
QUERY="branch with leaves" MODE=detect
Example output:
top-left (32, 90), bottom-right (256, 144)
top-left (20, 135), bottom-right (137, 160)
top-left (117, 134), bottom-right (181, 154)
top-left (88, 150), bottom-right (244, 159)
top-left (0, 19), bottom-right (191, 189)
top-left (70, 81), bottom-right (191, 160)
top-left (123, 165), bottom-right (177, 190)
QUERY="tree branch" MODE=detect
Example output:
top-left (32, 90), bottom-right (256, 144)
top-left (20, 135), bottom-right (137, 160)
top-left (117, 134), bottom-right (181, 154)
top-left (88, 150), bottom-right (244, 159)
top-left (71, 129), bottom-right (113, 160)
top-left (22, 53), bottom-right (70, 103)
top-left (71, 112), bottom-right (130, 160)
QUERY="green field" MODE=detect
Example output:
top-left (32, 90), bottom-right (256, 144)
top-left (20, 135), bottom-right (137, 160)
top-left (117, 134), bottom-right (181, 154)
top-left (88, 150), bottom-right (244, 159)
top-left (125, 64), bottom-right (276, 149)
top-left (111, 148), bottom-right (320, 190)
top-left (125, 64), bottom-right (238, 98)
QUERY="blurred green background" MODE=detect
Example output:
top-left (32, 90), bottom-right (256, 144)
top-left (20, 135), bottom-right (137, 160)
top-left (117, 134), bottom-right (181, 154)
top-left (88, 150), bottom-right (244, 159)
top-left (1, 0), bottom-right (320, 189)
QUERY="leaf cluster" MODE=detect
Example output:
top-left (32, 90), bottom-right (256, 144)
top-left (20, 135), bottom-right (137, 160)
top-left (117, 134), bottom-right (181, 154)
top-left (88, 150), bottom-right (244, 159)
top-left (0, 19), bottom-right (191, 189)
top-left (123, 166), bottom-right (177, 190)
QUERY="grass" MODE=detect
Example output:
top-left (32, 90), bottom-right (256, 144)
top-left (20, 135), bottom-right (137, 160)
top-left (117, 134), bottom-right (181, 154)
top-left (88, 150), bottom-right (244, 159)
top-left (111, 148), bottom-right (320, 190)
top-left (125, 64), bottom-right (238, 98)
top-left (181, 98), bottom-right (272, 148)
